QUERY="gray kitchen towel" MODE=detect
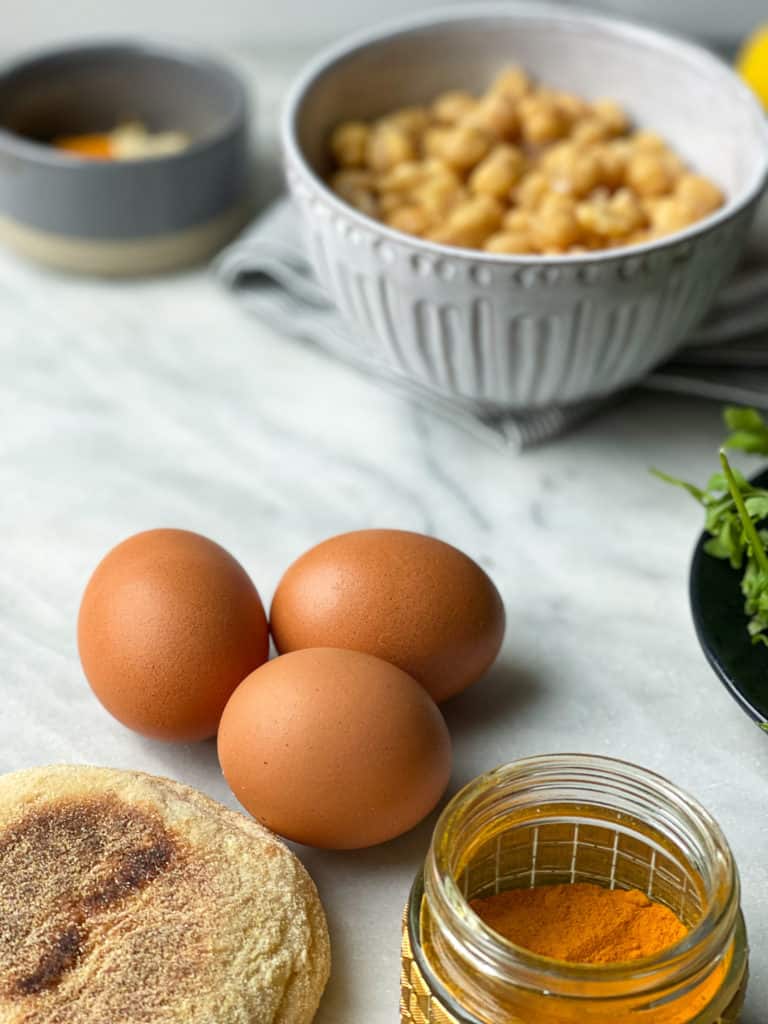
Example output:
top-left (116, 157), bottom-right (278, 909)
top-left (217, 197), bottom-right (768, 450)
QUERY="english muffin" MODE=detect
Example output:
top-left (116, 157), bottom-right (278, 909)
top-left (0, 765), bottom-right (330, 1024)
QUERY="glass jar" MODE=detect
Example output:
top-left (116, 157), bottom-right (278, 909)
top-left (401, 755), bottom-right (748, 1024)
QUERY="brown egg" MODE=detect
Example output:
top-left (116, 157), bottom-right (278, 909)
top-left (217, 647), bottom-right (452, 849)
top-left (78, 529), bottom-right (269, 742)
top-left (270, 529), bottom-right (505, 703)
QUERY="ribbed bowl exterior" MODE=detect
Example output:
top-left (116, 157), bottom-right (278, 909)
top-left (287, 160), bottom-right (757, 411)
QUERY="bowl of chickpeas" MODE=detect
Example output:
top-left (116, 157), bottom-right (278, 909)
top-left (282, 4), bottom-right (768, 410)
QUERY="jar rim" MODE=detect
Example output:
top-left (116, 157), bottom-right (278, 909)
top-left (424, 753), bottom-right (740, 994)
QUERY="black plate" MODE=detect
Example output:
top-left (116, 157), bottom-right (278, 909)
top-left (689, 468), bottom-right (768, 729)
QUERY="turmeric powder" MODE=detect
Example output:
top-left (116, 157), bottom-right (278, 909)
top-left (470, 882), bottom-right (688, 965)
top-left (52, 123), bottom-right (189, 161)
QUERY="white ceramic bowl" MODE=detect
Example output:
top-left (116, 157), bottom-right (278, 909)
top-left (282, 3), bottom-right (768, 411)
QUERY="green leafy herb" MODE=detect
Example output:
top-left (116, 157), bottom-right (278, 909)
top-left (724, 405), bottom-right (768, 455)
top-left (653, 406), bottom-right (768, 644)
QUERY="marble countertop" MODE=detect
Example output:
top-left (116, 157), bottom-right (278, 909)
top-left (1, 45), bottom-right (766, 1024)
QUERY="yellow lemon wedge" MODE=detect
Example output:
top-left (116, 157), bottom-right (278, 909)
top-left (737, 26), bottom-right (768, 109)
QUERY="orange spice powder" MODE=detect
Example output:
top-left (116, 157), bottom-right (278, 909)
top-left (470, 882), bottom-right (688, 965)
top-left (54, 133), bottom-right (115, 159)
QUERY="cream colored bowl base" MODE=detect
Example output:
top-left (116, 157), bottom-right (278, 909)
top-left (0, 205), bottom-right (246, 276)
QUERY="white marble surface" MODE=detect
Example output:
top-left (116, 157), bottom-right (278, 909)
top-left (3, 0), bottom-right (764, 52)
top-left (1, 45), bottom-right (767, 1024)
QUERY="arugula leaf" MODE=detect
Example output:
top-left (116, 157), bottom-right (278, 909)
top-left (725, 432), bottom-right (768, 454)
top-left (654, 407), bottom-right (768, 645)
top-left (745, 495), bottom-right (768, 521)
top-left (719, 451), bottom-right (768, 570)
top-left (724, 406), bottom-right (768, 455)
top-left (724, 407), bottom-right (767, 432)
top-left (706, 468), bottom-right (749, 492)
top-left (649, 468), bottom-right (706, 503)
top-left (704, 520), bottom-right (744, 569)
top-left (719, 449), bottom-right (768, 642)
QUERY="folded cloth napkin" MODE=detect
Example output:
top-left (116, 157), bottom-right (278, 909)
top-left (217, 197), bottom-right (768, 450)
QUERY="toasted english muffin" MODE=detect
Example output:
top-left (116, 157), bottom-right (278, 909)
top-left (0, 765), bottom-right (330, 1024)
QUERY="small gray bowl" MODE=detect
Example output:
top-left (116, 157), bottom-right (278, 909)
top-left (282, 3), bottom-right (768, 411)
top-left (0, 41), bottom-right (250, 276)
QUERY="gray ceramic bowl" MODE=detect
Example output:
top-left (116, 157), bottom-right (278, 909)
top-left (0, 41), bottom-right (249, 275)
top-left (282, 3), bottom-right (768, 411)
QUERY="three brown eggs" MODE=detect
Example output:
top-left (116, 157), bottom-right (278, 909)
top-left (78, 527), bottom-right (505, 849)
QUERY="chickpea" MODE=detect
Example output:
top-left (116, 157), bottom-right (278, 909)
top-left (515, 170), bottom-right (550, 209)
top-left (424, 127), bottom-right (449, 157)
top-left (546, 148), bottom-right (603, 198)
top-left (571, 152), bottom-right (605, 197)
top-left (425, 157), bottom-right (460, 177)
top-left (330, 169), bottom-right (375, 191)
top-left (377, 160), bottom-right (428, 193)
top-left (378, 191), bottom-right (405, 216)
top-left (502, 208), bottom-right (532, 232)
top-left (611, 188), bottom-right (648, 231)
top-left (330, 121), bottom-right (370, 168)
top-left (663, 151), bottom-right (686, 182)
top-left (327, 70), bottom-right (723, 253)
top-left (428, 194), bottom-right (504, 247)
top-left (554, 91), bottom-right (591, 124)
top-left (348, 191), bottom-right (379, 219)
top-left (540, 141), bottom-right (576, 172)
top-left (675, 173), bottom-right (724, 217)
top-left (432, 90), bottom-right (477, 124)
top-left (632, 130), bottom-right (666, 152)
top-left (484, 230), bottom-right (536, 254)
top-left (330, 170), bottom-right (377, 212)
top-left (626, 150), bottom-right (675, 197)
top-left (386, 205), bottom-right (431, 235)
top-left (531, 194), bottom-right (582, 250)
top-left (570, 117), bottom-right (611, 146)
top-left (519, 93), bottom-right (569, 145)
top-left (569, 239), bottom-right (606, 253)
top-left (448, 125), bottom-right (494, 168)
top-left (624, 228), bottom-right (651, 246)
top-left (576, 188), bottom-right (646, 238)
top-left (491, 65), bottom-right (531, 100)
top-left (366, 125), bottom-right (415, 172)
top-left (466, 92), bottom-right (519, 139)
top-left (628, 140), bottom-right (684, 187)
top-left (645, 196), bottom-right (697, 236)
top-left (330, 171), bottom-right (379, 217)
top-left (595, 139), bottom-right (631, 189)
top-left (420, 157), bottom-right (463, 184)
top-left (413, 172), bottom-right (465, 219)
top-left (380, 106), bottom-right (430, 138)
top-left (539, 191), bottom-right (578, 217)
top-left (469, 144), bottom-right (526, 198)
top-left (591, 98), bottom-right (629, 136)
top-left (426, 124), bottom-right (492, 171)
top-left (641, 196), bottom-right (663, 219)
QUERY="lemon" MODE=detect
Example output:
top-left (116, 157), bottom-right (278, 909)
top-left (737, 26), bottom-right (768, 109)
